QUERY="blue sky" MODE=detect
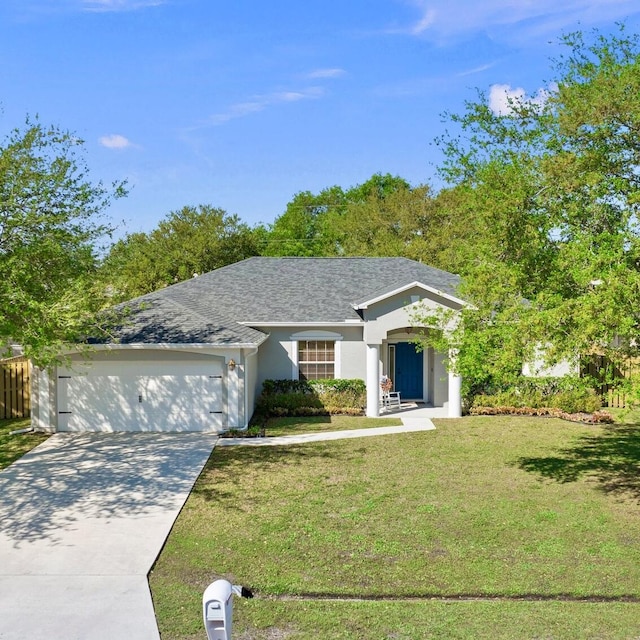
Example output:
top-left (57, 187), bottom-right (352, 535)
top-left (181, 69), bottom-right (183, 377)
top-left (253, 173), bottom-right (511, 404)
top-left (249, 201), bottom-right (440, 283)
top-left (2, 0), bottom-right (640, 239)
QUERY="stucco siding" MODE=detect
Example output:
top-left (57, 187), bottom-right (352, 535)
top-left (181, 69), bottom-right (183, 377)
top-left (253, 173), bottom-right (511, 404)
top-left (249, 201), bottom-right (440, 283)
top-left (255, 329), bottom-right (298, 389)
top-left (254, 325), bottom-right (365, 393)
top-left (62, 347), bottom-right (234, 365)
top-left (433, 352), bottom-right (448, 407)
top-left (363, 287), bottom-right (461, 344)
top-left (245, 349), bottom-right (258, 427)
top-left (340, 337), bottom-right (366, 380)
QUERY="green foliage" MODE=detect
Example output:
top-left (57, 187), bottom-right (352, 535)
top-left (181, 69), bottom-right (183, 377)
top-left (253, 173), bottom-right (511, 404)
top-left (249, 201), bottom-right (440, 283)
top-left (548, 390), bottom-right (602, 414)
top-left (472, 378), bottom-right (602, 414)
top-left (414, 25), bottom-right (640, 390)
top-left (261, 173), bottom-right (468, 271)
top-left (0, 418), bottom-right (49, 470)
top-left (260, 379), bottom-right (316, 395)
top-left (253, 378), bottom-right (366, 420)
top-left (255, 392), bottom-right (324, 416)
top-left (261, 185), bottom-right (348, 257)
top-left (260, 378), bottom-right (365, 395)
top-left (0, 118), bottom-right (126, 366)
top-left (100, 204), bottom-right (261, 300)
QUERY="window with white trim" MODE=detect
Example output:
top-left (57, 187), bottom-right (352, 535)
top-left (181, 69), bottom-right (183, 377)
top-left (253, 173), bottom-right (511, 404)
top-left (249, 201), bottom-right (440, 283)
top-left (298, 340), bottom-right (335, 380)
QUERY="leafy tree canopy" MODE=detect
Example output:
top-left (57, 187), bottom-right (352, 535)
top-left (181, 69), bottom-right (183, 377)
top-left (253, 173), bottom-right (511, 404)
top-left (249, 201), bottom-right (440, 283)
top-left (101, 204), bottom-right (261, 301)
top-left (262, 173), bottom-right (475, 270)
top-left (0, 118), bottom-right (125, 366)
top-left (413, 25), bottom-right (640, 393)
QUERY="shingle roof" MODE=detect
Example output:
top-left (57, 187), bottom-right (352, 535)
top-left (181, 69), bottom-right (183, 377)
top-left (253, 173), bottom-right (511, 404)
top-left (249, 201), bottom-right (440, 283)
top-left (110, 295), bottom-right (267, 345)
top-left (107, 257), bottom-right (461, 345)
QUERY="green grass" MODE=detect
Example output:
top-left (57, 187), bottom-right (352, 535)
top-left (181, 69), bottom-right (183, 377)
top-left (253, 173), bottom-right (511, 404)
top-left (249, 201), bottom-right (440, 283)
top-left (263, 414), bottom-right (402, 437)
top-left (150, 416), bottom-right (640, 639)
top-left (608, 405), bottom-right (640, 425)
top-left (0, 418), bottom-right (49, 471)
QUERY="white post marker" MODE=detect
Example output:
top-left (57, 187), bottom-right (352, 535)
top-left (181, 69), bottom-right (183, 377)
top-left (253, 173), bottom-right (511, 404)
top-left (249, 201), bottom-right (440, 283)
top-left (203, 579), bottom-right (253, 640)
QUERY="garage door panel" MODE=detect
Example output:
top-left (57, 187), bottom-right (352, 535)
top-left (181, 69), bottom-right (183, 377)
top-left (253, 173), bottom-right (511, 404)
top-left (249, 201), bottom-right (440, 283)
top-left (135, 374), bottom-right (223, 432)
top-left (58, 360), bottom-right (224, 432)
top-left (59, 374), bottom-right (138, 432)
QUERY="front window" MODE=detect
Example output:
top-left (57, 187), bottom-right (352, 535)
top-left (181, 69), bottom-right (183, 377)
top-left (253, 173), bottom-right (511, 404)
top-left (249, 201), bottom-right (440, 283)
top-left (298, 340), bottom-right (335, 380)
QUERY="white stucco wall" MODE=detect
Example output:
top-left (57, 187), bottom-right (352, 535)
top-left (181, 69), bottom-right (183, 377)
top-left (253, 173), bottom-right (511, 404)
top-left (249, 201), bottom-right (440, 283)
top-left (245, 348), bottom-right (259, 428)
top-left (253, 325), bottom-right (366, 402)
top-left (433, 351), bottom-right (449, 407)
top-left (362, 287), bottom-right (462, 345)
top-left (337, 331), bottom-right (367, 379)
top-left (31, 367), bottom-right (55, 433)
top-left (522, 354), bottom-right (579, 377)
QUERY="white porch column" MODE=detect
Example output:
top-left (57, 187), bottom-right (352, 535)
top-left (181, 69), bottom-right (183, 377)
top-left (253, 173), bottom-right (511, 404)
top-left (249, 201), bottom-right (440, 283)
top-left (366, 343), bottom-right (381, 417)
top-left (448, 349), bottom-right (462, 418)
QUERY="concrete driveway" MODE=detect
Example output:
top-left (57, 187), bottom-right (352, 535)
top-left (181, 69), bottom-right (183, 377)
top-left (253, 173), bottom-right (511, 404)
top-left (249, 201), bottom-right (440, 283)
top-left (0, 432), bottom-right (218, 640)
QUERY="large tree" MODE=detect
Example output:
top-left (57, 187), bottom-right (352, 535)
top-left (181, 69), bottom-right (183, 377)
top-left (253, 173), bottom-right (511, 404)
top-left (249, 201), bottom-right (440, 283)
top-left (413, 25), bottom-right (640, 393)
top-left (261, 185), bottom-right (348, 257)
top-left (101, 204), bottom-right (261, 301)
top-left (263, 173), bottom-right (472, 269)
top-left (0, 119), bottom-right (125, 366)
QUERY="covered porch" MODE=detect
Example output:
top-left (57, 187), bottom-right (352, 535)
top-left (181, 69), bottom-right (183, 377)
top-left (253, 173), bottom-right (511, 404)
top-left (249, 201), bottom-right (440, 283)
top-left (364, 336), bottom-right (462, 419)
top-left (352, 281), bottom-right (465, 420)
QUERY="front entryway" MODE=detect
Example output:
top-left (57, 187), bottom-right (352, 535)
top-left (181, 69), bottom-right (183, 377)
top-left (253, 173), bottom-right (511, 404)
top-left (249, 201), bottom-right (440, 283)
top-left (394, 342), bottom-right (423, 399)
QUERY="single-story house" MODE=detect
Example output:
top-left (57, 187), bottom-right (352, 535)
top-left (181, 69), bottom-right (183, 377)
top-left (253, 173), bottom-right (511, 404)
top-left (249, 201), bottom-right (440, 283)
top-left (31, 257), bottom-right (466, 433)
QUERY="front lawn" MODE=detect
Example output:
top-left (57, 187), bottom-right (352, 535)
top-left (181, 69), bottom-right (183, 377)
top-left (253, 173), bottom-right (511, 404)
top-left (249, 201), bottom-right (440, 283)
top-left (150, 416), bottom-right (640, 639)
top-left (0, 419), bottom-right (49, 471)
top-left (259, 414), bottom-right (402, 437)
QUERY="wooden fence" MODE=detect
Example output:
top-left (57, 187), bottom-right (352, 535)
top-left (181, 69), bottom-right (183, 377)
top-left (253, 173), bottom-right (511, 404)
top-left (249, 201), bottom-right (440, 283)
top-left (581, 355), bottom-right (639, 409)
top-left (0, 357), bottom-right (31, 419)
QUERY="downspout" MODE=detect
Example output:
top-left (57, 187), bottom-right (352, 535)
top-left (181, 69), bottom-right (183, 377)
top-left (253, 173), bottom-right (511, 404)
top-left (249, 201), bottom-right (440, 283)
top-left (9, 427), bottom-right (34, 435)
top-left (243, 347), bottom-right (260, 429)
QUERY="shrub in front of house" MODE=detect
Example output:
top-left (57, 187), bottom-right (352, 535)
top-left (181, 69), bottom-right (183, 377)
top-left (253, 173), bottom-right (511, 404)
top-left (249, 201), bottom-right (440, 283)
top-left (470, 377), bottom-right (605, 419)
top-left (253, 379), bottom-right (366, 422)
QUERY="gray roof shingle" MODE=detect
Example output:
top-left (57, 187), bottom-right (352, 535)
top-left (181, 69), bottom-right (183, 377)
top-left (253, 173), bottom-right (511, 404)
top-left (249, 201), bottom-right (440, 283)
top-left (107, 257), bottom-right (461, 345)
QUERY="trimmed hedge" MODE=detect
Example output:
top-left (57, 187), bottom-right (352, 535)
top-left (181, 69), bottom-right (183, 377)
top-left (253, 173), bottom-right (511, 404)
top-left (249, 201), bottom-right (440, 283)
top-left (470, 405), bottom-right (614, 424)
top-left (470, 377), bottom-right (610, 422)
top-left (252, 379), bottom-right (366, 422)
top-left (472, 387), bottom-right (602, 414)
top-left (261, 379), bottom-right (366, 395)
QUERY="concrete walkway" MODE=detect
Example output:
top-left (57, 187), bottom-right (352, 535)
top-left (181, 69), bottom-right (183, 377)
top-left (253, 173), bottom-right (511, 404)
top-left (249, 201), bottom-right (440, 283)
top-left (0, 432), bottom-right (218, 640)
top-left (218, 404), bottom-right (442, 447)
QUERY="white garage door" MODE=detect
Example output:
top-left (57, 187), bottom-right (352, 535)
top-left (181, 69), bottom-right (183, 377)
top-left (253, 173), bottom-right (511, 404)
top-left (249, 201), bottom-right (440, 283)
top-left (57, 359), bottom-right (224, 432)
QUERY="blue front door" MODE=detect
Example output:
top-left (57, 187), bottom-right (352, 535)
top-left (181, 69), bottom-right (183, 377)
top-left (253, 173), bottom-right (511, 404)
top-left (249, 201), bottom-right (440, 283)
top-left (394, 342), bottom-right (423, 399)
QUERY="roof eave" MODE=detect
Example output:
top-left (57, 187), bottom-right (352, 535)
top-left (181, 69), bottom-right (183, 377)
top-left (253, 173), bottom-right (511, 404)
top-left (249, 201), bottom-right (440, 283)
top-left (353, 281), bottom-right (467, 310)
top-left (61, 338), bottom-right (268, 354)
top-left (239, 320), bottom-right (364, 327)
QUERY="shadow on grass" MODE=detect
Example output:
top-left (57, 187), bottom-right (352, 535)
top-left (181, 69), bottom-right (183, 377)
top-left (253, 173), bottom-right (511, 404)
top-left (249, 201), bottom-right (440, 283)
top-left (517, 423), bottom-right (640, 502)
top-left (195, 440), bottom-right (370, 507)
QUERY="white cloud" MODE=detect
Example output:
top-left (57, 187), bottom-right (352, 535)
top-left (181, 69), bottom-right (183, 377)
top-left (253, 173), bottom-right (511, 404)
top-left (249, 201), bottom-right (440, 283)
top-left (457, 63), bottom-right (495, 77)
top-left (393, 0), bottom-right (640, 43)
top-left (489, 83), bottom-right (555, 116)
top-left (82, 0), bottom-right (165, 11)
top-left (307, 68), bottom-right (347, 79)
top-left (99, 134), bottom-right (133, 149)
top-left (206, 87), bottom-right (325, 126)
top-left (409, 6), bottom-right (436, 35)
